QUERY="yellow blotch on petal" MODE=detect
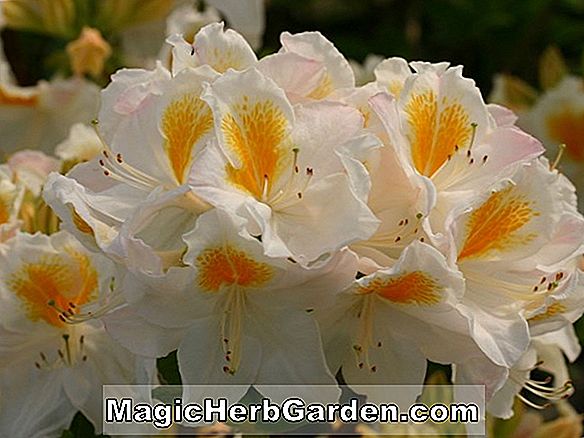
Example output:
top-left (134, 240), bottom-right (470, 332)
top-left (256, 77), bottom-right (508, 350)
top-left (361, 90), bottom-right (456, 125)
top-left (162, 93), bottom-right (213, 184)
top-left (307, 73), bottom-right (334, 100)
top-left (406, 91), bottom-right (472, 177)
top-left (8, 250), bottom-right (97, 327)
top-left (70, 207), bottom-right (94, 236)
top-left (222, 99), bottom-right (290, 198)
top-left (196, 245), bottom-right (272, 292)
top-left (458, 186), bottom-right (539, 261)
top-left (529, 302), bottom-right (567, 322)
top-left (0, 86), bottom-right (38, 107)
top-left (547, 110), bottom-right (584, 162)
top-left (388, 81), bottom-right (403, 97)
top-left (359, 271), bottom-right (442, 306)
top-left (208, 47), bottom-right (245, 73)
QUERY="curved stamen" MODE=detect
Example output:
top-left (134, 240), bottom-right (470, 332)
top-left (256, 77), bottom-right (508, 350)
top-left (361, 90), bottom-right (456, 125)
top-left (221, 287), bottom-right (246, 375)
top-left (351, 294), bottom-right (380, 373)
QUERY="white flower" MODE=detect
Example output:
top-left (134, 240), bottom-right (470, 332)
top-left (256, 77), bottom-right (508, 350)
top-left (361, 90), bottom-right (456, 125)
top-left (447, 159), bottom-right (584, 369)
top-left (105, 209), bottom-right (356, 404)
top-left (168, 22), bottom-right (258, 76)
top-left (256, 31), bottom-right (355, 103)
top-left (486, 326), bottom-right (579, 419)
top-left (7, 150), bottom-right (60, 196)
top-left (0, 231), bottom-right (155, 437)
top-left (320, 241), bottom-right (481, 404)
top-left (191, 67), bottom-right (379, 265)
top-left (369, 61), bottom-right (544, 240)
top-left (0, 52), bottom-right (100, 154)
top-left (43, 64), bottom-right (214, 273)
top-left (55, 123), bottom-right (103, 163)
top-left (0, 165), bottom-right (23, 243)
top-left (522, 76), bottom-right (584, 209)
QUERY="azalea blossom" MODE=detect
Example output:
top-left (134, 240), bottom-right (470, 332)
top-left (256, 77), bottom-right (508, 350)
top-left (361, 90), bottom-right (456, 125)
top-left (7, 150), bottom-right (60, 197)
top-left (0, 54), bottom-right (100, 154)
top-left (522, 76), bottom-right (584, 209)
top-left (191, 67), bottom-right (378, 266)
top-left (0, 231), bottom-right (155, 437)
top-left (54, 123), bottom-right (103, 164)
top-left (105, 209), bottom-right (356, 404)
top-left (168, 21), bottom-right (258, 76)
top-left (43, 63), bottom-right (214, 274)
top-left (319, 241), bottom-right (479, 404)
top-left (486, 325), bottom-right (579, 419)
top-left (369, 61), bottom-right (545, 242)
top-left (446, 158), bottom-right (584, 370)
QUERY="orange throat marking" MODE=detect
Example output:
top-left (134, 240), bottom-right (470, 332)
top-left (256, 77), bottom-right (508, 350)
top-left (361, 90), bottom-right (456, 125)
top-left (8, 251), bottom-right (98, 327)
top-left (0, 86), bottom-right (39, 107)
top-left (458, 186), bottom-right (538, 261)
top-left (222, 98), bottom-right (290, 199)
top-left (196, 244), bottom-right (272, 292)
top-left (359, 271), bottom-right (442, 306)
top-left (0, 196), bottom-right (10, 225)
top-left (405, 91), bottom-right (472, 177)
top-left (162, 93), bottom-right (214, 184)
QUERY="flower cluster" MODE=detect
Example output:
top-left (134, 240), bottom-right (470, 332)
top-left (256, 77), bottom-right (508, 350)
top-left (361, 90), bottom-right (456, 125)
top-left (1, 23), bottom-right (583, 436)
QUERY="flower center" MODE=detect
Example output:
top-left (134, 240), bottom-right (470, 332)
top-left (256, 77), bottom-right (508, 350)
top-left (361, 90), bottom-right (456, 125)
top-left (222, 98), bottom-right (292, 199)
top-left (8, 250), bottom-right (97, 327)
top-left (196, 244), bottom-right (273, 375)
top-left (196, 244), bottom-right (273, 292)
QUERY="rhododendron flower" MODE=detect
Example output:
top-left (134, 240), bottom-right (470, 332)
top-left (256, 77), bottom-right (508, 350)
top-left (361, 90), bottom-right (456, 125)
top-left (7, 150), bottom-right (60, 196)
top-left (486, 326), bottom-right (579, 419)
top-left (320, 241), bottom-right (490, 404)
top-left (446, 159), bottom-right (584, 368)
top-left (0, 50), bottom-right (99, 154)
top-left (522, 76), bottom-right (584, 209)
top-left (168, 22), bottom-right (258, 76)
top-left (0, 231), bottom-right (155, 436)
top-left (54, 123), bottom-right (103, 164)
top-left (105, 209), bottom-right (356, 404)
top-left (253, 31), bottom-right (355, 104)
top-left (191, 67), bottom-right (379, 265)
top-left (369, 61), bottom-right (544, 240)
top-left (44, 64), bottom-right (215, 273)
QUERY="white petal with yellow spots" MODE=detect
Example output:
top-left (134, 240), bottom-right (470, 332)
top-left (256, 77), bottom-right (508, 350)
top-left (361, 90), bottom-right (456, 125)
top-left (0, 231), bottom-right (155, 435)
top-left (107, 209), bottom-right (356, 404)
top-left (193, 67), bottom-right (379, 265)
top-left (448, 159), bottom-right (584, 368)
top-left (319, 241), bottom-right (483, 404)
top-left (370, 62), bottom-right (544, 240)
